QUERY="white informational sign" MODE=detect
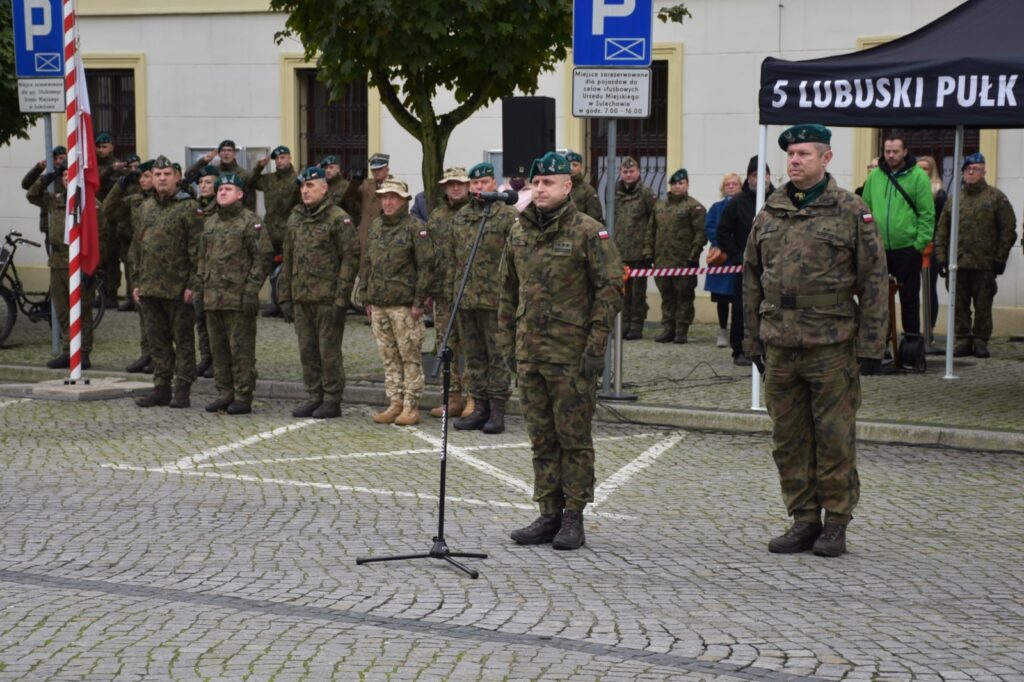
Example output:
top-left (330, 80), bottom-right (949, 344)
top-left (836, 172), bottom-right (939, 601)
top-left (17, 78), bottom-right (64, 113)
top-left (572, 68), bottom-right (651, 118)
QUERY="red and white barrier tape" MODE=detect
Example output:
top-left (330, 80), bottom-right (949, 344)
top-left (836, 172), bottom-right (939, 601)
top-left (627, 265), bottom-right (743, 278)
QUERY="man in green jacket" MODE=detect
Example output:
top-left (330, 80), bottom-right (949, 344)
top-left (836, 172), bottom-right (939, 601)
top-left (861, 135), bottom-right (934, 337)
top-left (614, 157), bottom-right (656, 339)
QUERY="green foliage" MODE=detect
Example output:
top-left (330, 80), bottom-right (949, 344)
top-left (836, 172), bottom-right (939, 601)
top-left (657, 3), bottom-right (692, 24)
top-left (0, 2), bottom-right (41, 146)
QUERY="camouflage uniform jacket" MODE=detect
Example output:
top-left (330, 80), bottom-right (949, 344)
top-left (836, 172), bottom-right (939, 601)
top-left (135, 191), bottom-right (203, 299)
top-left (97, 154), bottom-right (122, 201)
top-left (613, 180), bottom-right (656, 261)
top-left (279, 198), bottom-right (360, 307)
top-left (22, 164), bottom-right (62, 233)
top-left (498, 199), bottom-right (624, 364)
top-left (327, 174), bottom-right (350, 211)
top-left (742, 177), bottom-right (888, 358)
top-left (571, 173), bottom-right (604, 222)
top-left (197, 201), bottom-right (273, 311)
top-left (653, 193), bottom-right (708, 267)
top-left (449, 198), bottom-right (518, 310)
top-left (355, 205), bottom-right (436, 309)
top-left (426, 194), bottom-right (469, 303)
top-left (934, 179), bottom-right (1017, 270)
top-left (250, 165), bottom-right (299, 247)
top-left (26, 178), bottom-right (71, 269)
top-left (109, 186), bottom-right (153, 284)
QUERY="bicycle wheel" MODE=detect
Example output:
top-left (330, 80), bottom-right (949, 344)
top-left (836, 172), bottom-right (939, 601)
top-left (90, 285), bottom-right (106, 331)
top-left (0, 286), bottom-right (16, 344)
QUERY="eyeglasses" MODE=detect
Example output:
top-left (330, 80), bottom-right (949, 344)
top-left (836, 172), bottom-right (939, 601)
top-left (963, 167), bottom-right (985, 175)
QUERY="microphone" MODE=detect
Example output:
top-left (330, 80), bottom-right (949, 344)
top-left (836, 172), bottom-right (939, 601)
top-left (475, 190), bottom-right (518, 205)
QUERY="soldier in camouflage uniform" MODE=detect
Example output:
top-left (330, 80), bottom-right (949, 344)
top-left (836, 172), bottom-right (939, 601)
top-left (21, 146), bottom-right (67, 234)
top-left (450, 162), bottom-right (517, 434)
top-left (95, 133), bottom-right (126, 308)
top-left (356, 177), bottom-right (436, 426)
top-left (743, 124), bottom-right (888, 558)
top-left (614, 156), bottom-right (656, 339)
top-left (567, 152), bottom-right (603, 222)
top-left (252, 146), bottom-right (299, 319)
top-left (427, 166), bottom-right (472, 419)
top-left (499, 152), bottom-right (624, 551)
top-left (186, 140), bottom-right (256, 212)
top-left (319, 155), bottom-right (350, 212)
top-left (27, 167), bottom-right (97, 370)
top-left (934, 153), bottom-right (1018, 359)
top-left (132, 156), bottom-right (203, 409)
top-left (278, 166), bottom-right (360, 420)
top-left (195, 173), bottom-right (273, 414)
top-left (357, 153), bottom-right (389, 249)
top-left (653, 168), bottom-right (707, 344)
top-left (190, 165), bottom-right (221, 378)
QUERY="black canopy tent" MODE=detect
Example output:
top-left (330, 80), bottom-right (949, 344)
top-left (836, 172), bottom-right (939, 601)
top-left (752, 0), bottom-right (1024, 382)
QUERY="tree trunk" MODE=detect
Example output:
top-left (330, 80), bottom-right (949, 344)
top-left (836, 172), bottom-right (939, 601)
top-left (419, 124), bottom-right (450, 215)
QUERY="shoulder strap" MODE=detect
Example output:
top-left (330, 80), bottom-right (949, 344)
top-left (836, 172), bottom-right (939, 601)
top-left (884, 170), bottom-right (919, 218)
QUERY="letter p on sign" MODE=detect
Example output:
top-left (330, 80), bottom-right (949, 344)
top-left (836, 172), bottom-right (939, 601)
top-left (24, 0), bottom-right (52, 51)
top-left (593, 0), bottom-right (636, 34)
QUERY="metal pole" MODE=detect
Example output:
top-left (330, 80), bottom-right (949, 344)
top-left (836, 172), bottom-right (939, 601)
top-left (751, 125), bottom-right (768, 410)
top-left (45, 115), bottom-right (61, 356)
top-left (944, 125), bottom-right (964, 380)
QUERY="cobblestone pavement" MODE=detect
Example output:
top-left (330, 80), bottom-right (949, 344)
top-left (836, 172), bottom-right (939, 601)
top-left (3, 309), bottom-right (1022, 434)
top-left (1, 395), bottom-right (1022, 680)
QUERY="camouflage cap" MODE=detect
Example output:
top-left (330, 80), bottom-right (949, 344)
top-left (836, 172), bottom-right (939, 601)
top-left (778, 123), bottom-right (832, 150)
top-left (528, 152), bottom-right (571, 182)
top-left (962, 152), bottom-right (985, 169)
top-left (368, 153), bottom-right (390, 169)
top-left (620, 156), bottom-right (638, 169)
top-left (153, 155), bottom-right (174, 169)
top-left (319, 154), bottom-right (340, 168)
top-left (468, 162), bottom-right (494, 179)
top-left (172, 162), bottom-right (182, 173)
top-left (138, 159), bottom-right (155, 173)
top-left (439, 166), bottom-right (470, 184)
top-left (375, 177), bottom-right (410, 199)
top-left (215, 173), bottom-right (245, 190)
top-left (52, 145), bottom-right (67, 156)
top-left (126, 154), bottom-right (141, 164)
top-left (198, 164), bottom-right (220, 179)
top-left (95, 133), bottom-right (112, 145)
top-left (270, 145), bottom-right (290, 159)
top-left (297, 166), bottom-right (327, 183)
top-left (566, 151), bottom-right (584, 164)
top-left (218, 139), bottom-right (237, 151)
top-left (669, 168), bottom-right (688, 183)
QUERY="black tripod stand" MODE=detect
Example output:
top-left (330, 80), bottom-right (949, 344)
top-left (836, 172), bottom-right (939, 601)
top-left (356, 193), bottom-right (514, 578)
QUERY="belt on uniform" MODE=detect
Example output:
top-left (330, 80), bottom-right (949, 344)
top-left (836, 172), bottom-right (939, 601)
top-left (763, 290), bottom-right (852, 309)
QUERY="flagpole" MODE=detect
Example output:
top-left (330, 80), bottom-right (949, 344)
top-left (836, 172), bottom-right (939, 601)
top-left (63, 0), bottom-right (83, 382)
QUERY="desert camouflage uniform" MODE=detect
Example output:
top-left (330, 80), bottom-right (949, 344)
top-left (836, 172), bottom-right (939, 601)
top-left (614, 179), bottom-right (656, 333)
top-left (934, 178), bottom-right (1018, 346)
top-left (279, 199), bottom-right (360, 404)
top-left (570, 173), bottom-right (604, 222)
top-left (498, 199), bottom-right (624, 513)
top-left (653, 192), bottom-right (707, 338)
top-left (197, 201), bottom-right (273, 404)
top-left (426, 193), bottom-right (469, 393)
top-left (743, 176), bottom-right (888, 527)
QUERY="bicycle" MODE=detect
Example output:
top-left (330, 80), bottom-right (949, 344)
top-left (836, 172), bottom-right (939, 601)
top-left (0, 229), bottom-right (107, 345)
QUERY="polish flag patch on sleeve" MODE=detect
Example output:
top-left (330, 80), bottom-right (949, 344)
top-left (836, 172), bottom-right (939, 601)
top-left (419, 229), bottom-right (429, 238)
top-left (597, 229), bottom-right (610, 240)
top-left (861, 211), bottom-right (874, 223)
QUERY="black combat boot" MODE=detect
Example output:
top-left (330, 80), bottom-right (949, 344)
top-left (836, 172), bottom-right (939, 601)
top-left (226, 400), bottom-right (252, 415)
top-left (510, 514), bottom-right (562, 545)
top-left (768, 522), bottom-right (822, 554)
top-left (552, 510), bottom-right (586, 550)
top-left (673, 325), bottom-right (689, 344)
top-left (126, 355), bottom-right (151, 373)
top-left (169, 386), bottom-right (191, 409)
top-left (195, 356), bottom-right (213, 378)
top-left (46, 353), bottom-right (70, 369)
top-left (205, 397), bottom-right (233, 413)
top-left (654, 328), bottom-right (674, 343)
top-left (81, 352), bottom-right (91, 370)
top-left (311, 401), bottom-right (341, 419)
top-left (261, 302), bottom-right (282, 318)
top-left (623, 328), bottom-right (643, 340)
top-left (482, 398), bottom-right (506, 434)
top-left (973, 341), bottom-right (990, 358)
top-left (953, 342), bottom-right (973, 357)
top-left (292, 399), bottom-right (322, 418)
top-left (454, 399), bottom-right (490, 430)
top-left (812, 523), bottom-right (847, 557)
top-left (135, 385), bottom-right (172, 408)
top-left (117, 299), bottom-right (135, 312)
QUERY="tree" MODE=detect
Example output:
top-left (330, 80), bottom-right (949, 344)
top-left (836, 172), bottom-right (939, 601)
top-left (272, 0), bottom-right (688, 209)
top-left (0, 2), bottom-right (41, 146)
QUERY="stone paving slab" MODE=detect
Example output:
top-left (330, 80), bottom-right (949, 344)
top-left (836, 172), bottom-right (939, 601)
top-left (0, 376), bottom-right (151, 401)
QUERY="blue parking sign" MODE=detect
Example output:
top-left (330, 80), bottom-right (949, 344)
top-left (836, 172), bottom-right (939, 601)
top-left (573, 0), bottom-right (653, 67)
top-left (12, 0), bottom-right (66, 78)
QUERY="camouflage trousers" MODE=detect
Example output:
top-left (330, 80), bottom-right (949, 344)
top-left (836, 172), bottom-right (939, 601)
top-left (136, 302), bottom-right (150, 357)
top-left (141, 296), bottom-right (196, 391)
top-left (294, 302), bottom-right (347, 404)
top-left (99, 212), bottom-right (120, 299)
top-left (432, 298), bottom-right (464, 394)
top-left (370, 305), bottom-right (425, 407)
top-left (517, 361), bottom-right (597, 514)
top-left (655, 274), bottom-right (697, 334)
top-left (457, 308), bottom-right (511, 401)
top-left (49, 267), bottom-right (94, 353)
top-left (196, 312), bottom-right (211, 361)
top-left (622, 261), bottom-right (649, 332)
top-left (950, 268), bottom-right (997, 345)
top-left (764, 340), bottom-right (861, 526)
top-left (207, 309), bottom-right (258, 404)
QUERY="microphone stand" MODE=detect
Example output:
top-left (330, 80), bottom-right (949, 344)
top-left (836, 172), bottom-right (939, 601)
top-left (356, 198), bottom-right (500, 578)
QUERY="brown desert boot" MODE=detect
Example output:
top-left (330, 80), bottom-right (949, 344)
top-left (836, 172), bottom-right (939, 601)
top-left (373, 400), bottom-right (403, 424)
top-left (552, 510), bottom-right (586, 550)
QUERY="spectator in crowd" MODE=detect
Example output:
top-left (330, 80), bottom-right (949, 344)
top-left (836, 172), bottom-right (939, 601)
top-left (916, 155), bottom-right (947, 334)
top-left (704, 172), bottom-right (742, 348)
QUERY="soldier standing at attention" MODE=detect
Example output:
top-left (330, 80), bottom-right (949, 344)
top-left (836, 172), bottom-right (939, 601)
top-left (252, 146), bottom-right (299, 319)
top-left (132, 156), bottom-right (203, 409)
top-left (743, 124), bottom-right (888, 558)
top-left (614, 156), bottom-right (656, 340)
top-left (356, 178), bottom-right (436, 427)
top-left (934, 153), bottom-right (1017, 359)
top-left (567, 152), bottom-right (603, 222)
top-left (319, 155), bottom-right (350, 211)
top-left (357, 153), bottom-right (389, 248)
top-left (450, 162), bottom-right (518, 434)
top-left (499, 152), bottom-right (624, 551)
top-left (187, 141), bottom-right (256, 212)
top-left (191, 165), bottom-right (221, 379)
top-left (95, 133), bottom-right (125, 309)
top-left (652, 168), bottom-right (707, 344)
top-left (427, 166), bottom-right (472, 419)
top-left (195, 173), bottom-right (273, 415)
top-left (278, 166), bottom-right (360, 420)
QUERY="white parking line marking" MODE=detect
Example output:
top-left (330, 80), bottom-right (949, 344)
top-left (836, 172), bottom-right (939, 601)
top-left (196, 447), bottom-right (438, 469)
top-left (410, 428), bottom-right (533, 496)
top-left (164, 419), bottom-right (319, 471)
top-left (0, 399), bottom-right (27, 410)
top-left (591, 433), bottom-right (685, 510)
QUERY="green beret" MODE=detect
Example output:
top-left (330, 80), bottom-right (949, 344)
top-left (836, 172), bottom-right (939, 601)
top-left (199, 165), bottom-right (220, 179)
top-left (319, 155), bottom-right (339, 168)
top-left (778, 124), bottom-right (832, 150)
top-left (172, 162), bottom-right (182, 173)
top-left (52, 146), bottom-right (67, 156)
top-left (566, 152), bottom-right (583, 164)
top-left (218, 139), bottom-right (236, 151)
top-left (298, 166), bottom-right (327, 183)
top-left (669, 168), bottom-right (688, 183)
top-left (528, 152), bottom-right (571, 181)
top-left (271, 145), bottom-right (290, 159)
top-left (95, 133), bottom-right (112, 145)
top-left (215, 173), bottom-right (244, 190)
top-left (153, 155), bottom-right (173, 169)
top-left (468, 163), bottom-right (494, 179)
top-left (126, 154), bottom-right (141, 164)
top-left (138, 160), bottom-right (155, 173)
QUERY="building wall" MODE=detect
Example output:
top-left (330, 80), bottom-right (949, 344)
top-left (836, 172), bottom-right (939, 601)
top-left (3, 0), bottom-right (1022, 327)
